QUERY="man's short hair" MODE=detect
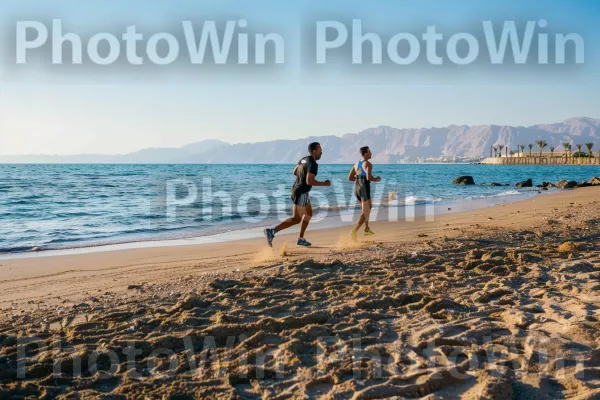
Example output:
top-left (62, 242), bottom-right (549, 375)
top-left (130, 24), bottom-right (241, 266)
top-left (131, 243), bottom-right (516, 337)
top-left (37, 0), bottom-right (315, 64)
top-left (360, 146), bottom-right (370, 156)
top-left (308, 142), bottom-right (321, 153)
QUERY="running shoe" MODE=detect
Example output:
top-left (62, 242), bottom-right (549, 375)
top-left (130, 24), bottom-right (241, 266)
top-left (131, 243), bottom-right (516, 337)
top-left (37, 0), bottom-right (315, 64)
top-left (297, 238), bottom-right (312, 247)
top-left (351, 228), bottom-right (358, 241)
top-left (364, 229), bottom-right (375, 237)
top-left (264, 228), bottom-right (275, 248)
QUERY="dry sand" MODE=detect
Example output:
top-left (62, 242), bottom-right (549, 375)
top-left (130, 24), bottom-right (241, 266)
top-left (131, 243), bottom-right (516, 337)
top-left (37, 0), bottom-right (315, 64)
top-left (2, 187), bottom-right (600, 399)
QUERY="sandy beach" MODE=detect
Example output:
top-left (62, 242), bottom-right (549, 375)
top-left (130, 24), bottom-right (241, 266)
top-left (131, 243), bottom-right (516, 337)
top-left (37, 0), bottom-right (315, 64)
top-left (2, 187), bottom-right (600, 399)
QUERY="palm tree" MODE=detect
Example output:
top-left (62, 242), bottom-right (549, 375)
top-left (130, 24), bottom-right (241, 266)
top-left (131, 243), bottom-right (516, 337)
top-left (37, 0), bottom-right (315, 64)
top-left (509, 151), bottom-right (515, 157)
top-left (550, 146), bottom-right (555, 156)
top-left (586, 142), bottom-right (595, 157)
top-left (562, 142), bottom-right (571, 161)
top-left (519, 145), bottom-right (525, 157)
top-left (528, 144), bottom-right (533, 157)
top-left (536, 140), bottom-right (548, 157)
top-left (576, 144), bottom-right (583, 156)
top-left (535, 140), bottom-right (548, 164)
top-left (493, 146), bottom-right (498, 157)
top-left (498, 145), bottom-right (505, 158)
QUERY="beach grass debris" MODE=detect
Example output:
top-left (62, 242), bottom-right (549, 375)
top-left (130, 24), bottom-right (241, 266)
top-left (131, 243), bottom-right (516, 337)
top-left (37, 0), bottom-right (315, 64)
top-left (558, 242), bottom-right (580, 253)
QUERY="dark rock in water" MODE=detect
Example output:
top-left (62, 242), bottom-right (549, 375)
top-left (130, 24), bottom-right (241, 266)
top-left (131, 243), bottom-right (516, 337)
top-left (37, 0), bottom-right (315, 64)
top-left (515, 179), bottom-right (533, 188)
top-left (557, 180), bottom-right (578, 189)
top-left (591, 177), bottom-right (600, 186)
top-left (537, 182), bottom-right (554, 188)
top-left (490, 182), bottom-right (504, 187)
top-left (577, 181), bottom-right (593, 188)
top-left (452, 176), bottom-right (475, 185)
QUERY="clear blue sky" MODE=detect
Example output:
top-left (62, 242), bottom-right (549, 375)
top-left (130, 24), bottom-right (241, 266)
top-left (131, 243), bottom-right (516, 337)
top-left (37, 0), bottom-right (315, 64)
top-left (0, 0), bottom-right (599, 155)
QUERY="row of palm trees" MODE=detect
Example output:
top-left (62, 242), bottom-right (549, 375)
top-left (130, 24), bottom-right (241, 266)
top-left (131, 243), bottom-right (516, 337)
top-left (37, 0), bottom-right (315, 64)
top-left (491, 141), bottom-right (598, 159)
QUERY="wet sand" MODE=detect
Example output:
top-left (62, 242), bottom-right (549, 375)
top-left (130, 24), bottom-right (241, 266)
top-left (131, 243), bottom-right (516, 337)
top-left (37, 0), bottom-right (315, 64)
top-left (2, 187), bottom-right (600, 399)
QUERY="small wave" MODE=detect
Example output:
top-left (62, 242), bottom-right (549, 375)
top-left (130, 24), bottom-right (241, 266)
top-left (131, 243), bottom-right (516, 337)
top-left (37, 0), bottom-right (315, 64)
top-left (313, 204), bottom-right (360, 212)
top-left (119, 226), bottom-right (198, 236)
top-left (8, 200), bottom-right (31, 205)
top-left (404, 195), bottom-right (427, 205)
top-left (45, 234), bottom-right (115, 245)
top-left (0, 245), bottom-right (43, 254)
top-left (492, 190), bottom-right (522, 197)
top-left (55, 212), bottom-right (106, 218)
top-left (193, 210), bottom-right (283, 222)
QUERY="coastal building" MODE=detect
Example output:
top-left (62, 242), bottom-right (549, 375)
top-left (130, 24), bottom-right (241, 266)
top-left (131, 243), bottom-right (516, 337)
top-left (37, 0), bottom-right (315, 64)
top-left (481, 153), bottom-right (600, 165)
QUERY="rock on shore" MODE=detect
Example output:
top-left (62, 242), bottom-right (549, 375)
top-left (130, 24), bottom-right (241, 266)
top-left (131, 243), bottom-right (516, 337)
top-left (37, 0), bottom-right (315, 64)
top-left (515, 178), bottom-right (533, 188)
top-left (557, 180), bottom-right (578, 189)
top-left (452, 176), bottom-right (475, 185)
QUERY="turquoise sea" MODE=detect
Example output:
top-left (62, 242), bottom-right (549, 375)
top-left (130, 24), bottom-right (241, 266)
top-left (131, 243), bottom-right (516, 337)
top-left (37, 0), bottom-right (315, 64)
top-left (1, 164), bottom-right (599, 255)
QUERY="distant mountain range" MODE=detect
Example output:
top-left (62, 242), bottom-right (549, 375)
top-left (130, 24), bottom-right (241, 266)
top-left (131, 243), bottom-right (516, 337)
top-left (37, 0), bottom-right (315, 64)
top-left (2, 117), bottom-right (599, 164)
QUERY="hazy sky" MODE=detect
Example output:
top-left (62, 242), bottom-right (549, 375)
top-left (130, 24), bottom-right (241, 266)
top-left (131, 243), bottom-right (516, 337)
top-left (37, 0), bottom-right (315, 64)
top-left (1, 0), bottom-right (599, 155)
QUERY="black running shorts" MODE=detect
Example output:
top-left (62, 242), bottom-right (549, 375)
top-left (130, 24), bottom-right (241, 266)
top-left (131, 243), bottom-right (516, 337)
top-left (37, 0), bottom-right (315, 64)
top-left (355, 177), bottom-right (371, 202)
top-left (291, 191), bottom-right (310, 207)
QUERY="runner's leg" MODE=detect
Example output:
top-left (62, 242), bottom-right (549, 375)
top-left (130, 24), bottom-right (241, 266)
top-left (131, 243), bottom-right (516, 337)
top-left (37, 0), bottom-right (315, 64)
top-left (299, 201), bottom-right (313, 239)
top-left (355, 202), bottom-right (367, 231)
top-left (274, 205), bottom-right (304, 234)
top-left (363, 199), bottom-right (373, 231)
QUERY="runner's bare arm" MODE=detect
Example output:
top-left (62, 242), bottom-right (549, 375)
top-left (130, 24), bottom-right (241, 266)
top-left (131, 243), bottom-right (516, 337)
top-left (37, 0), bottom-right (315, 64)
top-left (293, 165), bottom-right (299, 176)
top-left (348, 164), bottom-right (357, 182)
top-left (307, 173), bottom-right (331, 187)
top-left (364, 162), bottom-right (381, 182)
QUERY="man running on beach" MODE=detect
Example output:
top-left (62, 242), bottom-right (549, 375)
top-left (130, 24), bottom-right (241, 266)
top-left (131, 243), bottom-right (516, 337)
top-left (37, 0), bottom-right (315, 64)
top-left (348, 146), bottom-right (381, 241)
top-left (265, 142), bottom-right (331, 247)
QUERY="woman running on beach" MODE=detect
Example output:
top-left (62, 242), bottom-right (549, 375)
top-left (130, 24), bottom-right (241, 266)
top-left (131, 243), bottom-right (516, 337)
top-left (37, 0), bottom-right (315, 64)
top-left (348, 146), bottom-right (381, 241)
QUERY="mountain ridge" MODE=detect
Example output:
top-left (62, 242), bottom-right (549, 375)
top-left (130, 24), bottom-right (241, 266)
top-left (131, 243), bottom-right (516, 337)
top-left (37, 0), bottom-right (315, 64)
top-left (2, 117), bottom-right (599, 164)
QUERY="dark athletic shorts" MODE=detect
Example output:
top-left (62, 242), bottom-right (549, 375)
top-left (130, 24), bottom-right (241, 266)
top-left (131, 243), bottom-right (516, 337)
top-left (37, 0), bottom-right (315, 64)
top-left (355, 177), bottom-right (371, 202)
top-left (291, 191), bottom-right (310, 207)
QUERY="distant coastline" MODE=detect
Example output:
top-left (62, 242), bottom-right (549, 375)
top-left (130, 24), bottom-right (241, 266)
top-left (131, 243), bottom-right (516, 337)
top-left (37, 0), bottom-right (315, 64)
top-left (2, 117), bottom-right (599, 164)
top-left (482, 156), bottom-right (600, 165)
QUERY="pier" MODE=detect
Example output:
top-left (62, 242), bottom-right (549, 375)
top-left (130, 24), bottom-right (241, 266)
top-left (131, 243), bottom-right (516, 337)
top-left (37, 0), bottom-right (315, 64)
top-left (481, 155), bottom-right (600, 165)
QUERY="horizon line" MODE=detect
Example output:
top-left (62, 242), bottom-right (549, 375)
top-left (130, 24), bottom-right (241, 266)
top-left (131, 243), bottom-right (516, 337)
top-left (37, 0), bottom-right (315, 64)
top-left (1, 116), bottom-right (598, 158)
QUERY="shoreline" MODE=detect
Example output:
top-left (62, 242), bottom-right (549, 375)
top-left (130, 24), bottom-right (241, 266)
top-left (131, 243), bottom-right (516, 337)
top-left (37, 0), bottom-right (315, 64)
top-left (0, 189), bottom-right (539, 260)
top-left (0, 187), bottom-right (594, 311)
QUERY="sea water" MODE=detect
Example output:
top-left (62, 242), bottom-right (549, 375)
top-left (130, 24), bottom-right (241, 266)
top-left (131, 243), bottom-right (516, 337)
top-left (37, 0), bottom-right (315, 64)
top-left (0, 163), bottom-right (598, 256)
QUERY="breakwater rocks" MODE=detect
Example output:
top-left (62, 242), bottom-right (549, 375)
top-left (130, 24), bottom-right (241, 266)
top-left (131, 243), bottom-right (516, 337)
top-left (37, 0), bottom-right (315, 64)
top-left (453, 176), bottom-right (600, 189)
